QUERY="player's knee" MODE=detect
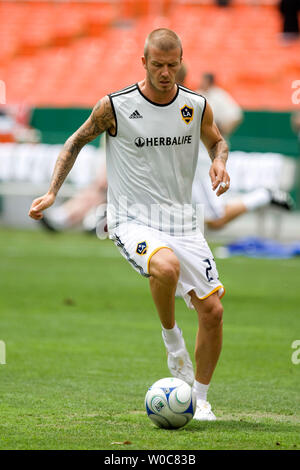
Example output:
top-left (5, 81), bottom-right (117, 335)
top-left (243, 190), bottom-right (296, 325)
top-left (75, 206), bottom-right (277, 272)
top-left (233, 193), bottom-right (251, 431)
top-left (151, 251), bottom-right (180, 286)
top-left (160, 259), bottom-right (180, 286)
top-left (202, 301), bottom-right (223, 331)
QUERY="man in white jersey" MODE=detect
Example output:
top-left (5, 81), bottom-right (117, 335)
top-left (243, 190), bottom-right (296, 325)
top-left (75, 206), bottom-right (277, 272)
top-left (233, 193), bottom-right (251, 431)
top-left (29, 29), bottom-right (230, 421)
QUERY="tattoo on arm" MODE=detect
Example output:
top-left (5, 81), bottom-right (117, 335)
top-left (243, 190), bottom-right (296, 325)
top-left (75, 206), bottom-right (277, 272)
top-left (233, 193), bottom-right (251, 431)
top-left (201, 102), bottom-right (229, 165)
top-left (48, 97), bottom-right (114, 196)
top-left (207, 139), bottom-right (229, 164)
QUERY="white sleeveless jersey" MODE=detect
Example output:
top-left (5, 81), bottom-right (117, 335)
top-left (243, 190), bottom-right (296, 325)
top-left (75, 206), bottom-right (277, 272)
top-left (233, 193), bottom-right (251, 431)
top-left (106, 83), bottom-right (206, 235)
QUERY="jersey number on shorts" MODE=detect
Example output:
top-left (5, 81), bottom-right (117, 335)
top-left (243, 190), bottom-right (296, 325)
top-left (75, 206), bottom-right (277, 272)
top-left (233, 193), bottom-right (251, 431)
top-left (203, 259), bottom-right (215, 282)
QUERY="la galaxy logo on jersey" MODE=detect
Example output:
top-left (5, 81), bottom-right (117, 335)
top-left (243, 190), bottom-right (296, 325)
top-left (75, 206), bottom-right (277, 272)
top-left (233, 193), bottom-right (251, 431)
top-left (180, 105), bottom-right (194, 124)
top-left (136, 241), bottom-right (148, 255)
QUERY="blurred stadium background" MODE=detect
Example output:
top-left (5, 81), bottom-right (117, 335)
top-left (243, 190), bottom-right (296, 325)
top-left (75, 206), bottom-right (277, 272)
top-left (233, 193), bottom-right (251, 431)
top-left (0, 0), bottom-right (300, 243)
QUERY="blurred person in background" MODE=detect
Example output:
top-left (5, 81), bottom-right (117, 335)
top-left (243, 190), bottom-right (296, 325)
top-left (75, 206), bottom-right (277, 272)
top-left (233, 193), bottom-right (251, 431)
top-left (279, 0), bottom-right (300, 41)
top-left (291, 110), bottom-right (300, 148)
top-left (39, 141), bottom-right (107, 233)
top-left (0, 108), bottom-right (15, 142)
top-left (192, 72), bottom-right (294, 230)
top-left (215, 0), bottom-right (232, 8)
top-left (0, 105), bottom-right (40, 143)
top-left (197, 72), bottom-right (243, 139)
top-left (291, 111), bottom-right (300, 207)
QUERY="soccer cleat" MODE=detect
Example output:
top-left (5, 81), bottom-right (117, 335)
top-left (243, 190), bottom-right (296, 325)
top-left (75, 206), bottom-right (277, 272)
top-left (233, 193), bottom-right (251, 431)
top-left (162, 331), bottom-right (195, 386)
top-left (193, 399), bottom-right (216, 421)
top-left (269, 189), bottom-right (295, 211)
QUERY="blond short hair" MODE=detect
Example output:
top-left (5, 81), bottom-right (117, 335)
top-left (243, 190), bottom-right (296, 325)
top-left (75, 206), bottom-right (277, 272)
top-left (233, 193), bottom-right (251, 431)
top-left (144, 28), bottom-right (183, 60)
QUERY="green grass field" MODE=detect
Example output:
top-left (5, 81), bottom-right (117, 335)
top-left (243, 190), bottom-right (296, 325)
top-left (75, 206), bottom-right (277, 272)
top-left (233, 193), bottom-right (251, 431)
top-left (0, 228), bottom-right (299, 450)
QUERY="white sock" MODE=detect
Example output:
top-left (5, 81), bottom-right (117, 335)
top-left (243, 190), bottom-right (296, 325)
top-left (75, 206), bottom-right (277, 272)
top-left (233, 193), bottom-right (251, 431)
top-left (240, 188), bottom-right (271, 211)
top-left (193, 380), bottom-right (210, 402)
top-left (162, 323), bottom-right (184, 352)
top-left (47, 206), bottom-right (71, 229)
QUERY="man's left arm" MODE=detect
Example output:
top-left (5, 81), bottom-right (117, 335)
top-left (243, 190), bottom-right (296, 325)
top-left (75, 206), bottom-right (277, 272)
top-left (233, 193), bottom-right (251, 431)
top-left (200, 102), bottom-right (230, 197)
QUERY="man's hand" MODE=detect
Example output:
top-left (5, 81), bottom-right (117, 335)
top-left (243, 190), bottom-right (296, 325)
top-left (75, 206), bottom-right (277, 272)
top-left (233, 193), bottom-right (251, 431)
top-left (209, 158), bottom-right (230, 197)
top-left (28, 192), bottom-right (56, 220)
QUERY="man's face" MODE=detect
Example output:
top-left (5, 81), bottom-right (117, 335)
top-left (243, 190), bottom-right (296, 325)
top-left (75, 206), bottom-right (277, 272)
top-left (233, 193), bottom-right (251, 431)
top-left (142, 46), bottom-right (182, 93)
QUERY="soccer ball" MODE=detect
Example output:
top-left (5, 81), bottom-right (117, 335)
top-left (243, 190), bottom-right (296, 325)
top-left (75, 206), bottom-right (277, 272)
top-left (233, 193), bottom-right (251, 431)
top-left (145, 377), bottom-right (196, 429)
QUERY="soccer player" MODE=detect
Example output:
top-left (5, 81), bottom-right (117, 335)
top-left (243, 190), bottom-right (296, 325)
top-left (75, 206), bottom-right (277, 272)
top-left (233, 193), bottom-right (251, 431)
top-left (29, 29), bottom-right (230, 421)
top-left (193, 73), bottom-right (294, 229)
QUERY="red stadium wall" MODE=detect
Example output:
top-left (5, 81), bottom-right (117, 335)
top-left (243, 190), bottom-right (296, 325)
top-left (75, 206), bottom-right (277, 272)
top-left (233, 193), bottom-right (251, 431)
top-left (0, 0), bottom-right (299, 110)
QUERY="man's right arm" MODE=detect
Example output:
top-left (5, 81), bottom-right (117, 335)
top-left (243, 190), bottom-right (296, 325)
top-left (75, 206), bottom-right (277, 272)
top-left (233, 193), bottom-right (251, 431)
top-left (29, 96), bottom-right (115, 220)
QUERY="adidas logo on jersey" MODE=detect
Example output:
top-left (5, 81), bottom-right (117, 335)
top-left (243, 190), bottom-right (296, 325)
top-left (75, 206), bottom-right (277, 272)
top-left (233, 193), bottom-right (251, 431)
top-left (129, 110), bottom-right (143, 119)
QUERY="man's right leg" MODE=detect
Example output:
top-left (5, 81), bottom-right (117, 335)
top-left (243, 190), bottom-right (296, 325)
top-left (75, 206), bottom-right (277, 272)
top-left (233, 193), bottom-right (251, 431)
top-left (148, 248), bottom-right (194, 385)
top-left (148, 248), bottom-right (179, 329)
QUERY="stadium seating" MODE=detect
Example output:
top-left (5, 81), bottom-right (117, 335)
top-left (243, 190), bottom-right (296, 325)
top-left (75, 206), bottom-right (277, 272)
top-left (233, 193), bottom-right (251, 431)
top-left (0, 0), bottom-right (299, 109)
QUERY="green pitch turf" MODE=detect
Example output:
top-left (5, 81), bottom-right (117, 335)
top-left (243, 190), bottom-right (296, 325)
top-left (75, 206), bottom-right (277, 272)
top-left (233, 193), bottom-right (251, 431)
top-left (0, 228), bottom-right (299, 450)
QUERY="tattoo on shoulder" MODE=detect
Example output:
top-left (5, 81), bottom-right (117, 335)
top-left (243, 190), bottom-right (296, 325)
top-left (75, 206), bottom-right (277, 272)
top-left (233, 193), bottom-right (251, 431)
top-left (91, 97), bottom-right (115, 135)
top-left (65, 97), bottom-right (114, 151)
top-left (48, 97), bottom-right (115, 196)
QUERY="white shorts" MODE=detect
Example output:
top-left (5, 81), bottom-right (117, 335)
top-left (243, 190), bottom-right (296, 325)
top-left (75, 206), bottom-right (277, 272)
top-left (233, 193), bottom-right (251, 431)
top-left (110, 223), bottom-right (225, 309)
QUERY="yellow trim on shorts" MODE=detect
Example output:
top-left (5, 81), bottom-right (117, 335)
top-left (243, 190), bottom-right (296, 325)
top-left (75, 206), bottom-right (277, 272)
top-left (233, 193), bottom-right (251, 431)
top-left (147, 246), bottom-right (173, 274)
top-left (197, 285), bottom-right (225, 301)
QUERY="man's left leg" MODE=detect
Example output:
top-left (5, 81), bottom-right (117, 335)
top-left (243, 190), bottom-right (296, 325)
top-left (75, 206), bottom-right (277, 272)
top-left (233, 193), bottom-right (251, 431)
top-left (189, 290), bottom-right (224, 421)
